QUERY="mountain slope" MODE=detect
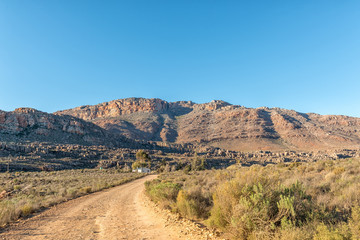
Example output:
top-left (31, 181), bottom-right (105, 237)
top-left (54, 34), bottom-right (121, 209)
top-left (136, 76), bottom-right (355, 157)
top-left (0, 108), bottom-right (137, 147)
top-left (56, 98), bottom-right (360, 151)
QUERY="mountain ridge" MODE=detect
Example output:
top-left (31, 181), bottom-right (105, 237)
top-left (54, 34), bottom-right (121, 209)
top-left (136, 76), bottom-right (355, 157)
top-left (0, 107), bottom-right (142, 148)
top-left (55, 98), bottom-right (360, 151)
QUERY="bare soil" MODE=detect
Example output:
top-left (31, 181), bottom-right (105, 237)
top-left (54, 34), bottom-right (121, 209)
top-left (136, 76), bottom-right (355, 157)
top-left (0, 175), bottom-right (192, 240)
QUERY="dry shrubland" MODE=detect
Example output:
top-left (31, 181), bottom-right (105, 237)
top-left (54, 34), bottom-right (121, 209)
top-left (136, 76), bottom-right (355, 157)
top-left (0, 169), bottom-right (145, 227)
top-left (146, 158), bottom-right (360, 239)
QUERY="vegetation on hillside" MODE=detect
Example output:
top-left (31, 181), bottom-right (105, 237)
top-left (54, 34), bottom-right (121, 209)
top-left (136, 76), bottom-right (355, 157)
top-left (0, 169), bottom-right (145, 227)
top-left (145, 158), bottom-right (360, 239)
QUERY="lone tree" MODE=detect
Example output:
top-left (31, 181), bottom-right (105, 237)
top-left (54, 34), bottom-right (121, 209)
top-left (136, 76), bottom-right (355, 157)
top-left (136, 150), bottom-right (151, 162)
top-left (132, 150), bottom-right (151, 169)
top-left (131, 160), bottom-right (148, 170)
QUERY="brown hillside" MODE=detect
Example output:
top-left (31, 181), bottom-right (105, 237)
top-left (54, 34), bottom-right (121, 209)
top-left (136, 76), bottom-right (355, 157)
top-left (56, 98), bottom-right (360, 151)
top-left (0, 108), bottom-right (137, 147)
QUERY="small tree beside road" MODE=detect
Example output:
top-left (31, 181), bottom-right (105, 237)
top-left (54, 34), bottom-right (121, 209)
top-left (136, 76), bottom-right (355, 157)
top-left (132, 150), bottom-right (151, 169)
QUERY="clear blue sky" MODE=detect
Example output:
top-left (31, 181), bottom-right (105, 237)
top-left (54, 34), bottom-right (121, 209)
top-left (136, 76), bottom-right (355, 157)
top-left (1, 1), bottom-right (359, 117)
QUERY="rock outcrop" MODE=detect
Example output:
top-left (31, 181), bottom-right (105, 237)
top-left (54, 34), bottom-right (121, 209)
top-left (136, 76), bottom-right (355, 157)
top-left (0, 108), bottom-right (137, 147)
top-left (55, 98), bottom-right (360, 151)
top-left (57, 98), bottom-right (170, 121)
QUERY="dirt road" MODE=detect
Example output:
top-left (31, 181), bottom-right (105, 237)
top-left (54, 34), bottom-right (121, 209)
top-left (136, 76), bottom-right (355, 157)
top-left (0, 175), bottom-right (186, 240)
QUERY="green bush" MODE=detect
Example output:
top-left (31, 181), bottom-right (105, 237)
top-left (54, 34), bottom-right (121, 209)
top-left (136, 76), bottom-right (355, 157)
top-left (207, 180), bottom-right (314, 239)
top-left (145, 180), bottom-right (181, 208)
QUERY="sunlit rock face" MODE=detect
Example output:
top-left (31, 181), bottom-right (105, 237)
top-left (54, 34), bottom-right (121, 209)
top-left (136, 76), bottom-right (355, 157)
top-left (0, 108), bottom-right (137, 147)
top-left (56, 98), bottom-right (360, 151)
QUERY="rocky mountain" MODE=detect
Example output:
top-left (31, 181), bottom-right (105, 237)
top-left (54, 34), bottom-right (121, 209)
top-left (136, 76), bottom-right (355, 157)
top-left (56, 98), bottom-right (360, 151)
top-left (0, 107), bottom-right (138, 148)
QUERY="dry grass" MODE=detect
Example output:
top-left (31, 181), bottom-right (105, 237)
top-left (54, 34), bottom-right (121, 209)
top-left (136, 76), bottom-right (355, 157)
top-left (147, 158), bottom-right (360, 239)
top-left (0, 169), bottom-right (145, 227)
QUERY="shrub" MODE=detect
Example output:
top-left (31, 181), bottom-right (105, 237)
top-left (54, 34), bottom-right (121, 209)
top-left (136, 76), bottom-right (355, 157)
top-left (349, 206), bottom-right (360, 239)
top-left (21, 204), bottom-right (33, 217)
top-left (0, 201), bottom-right (17, 227)
top-left (191, 154), bottom-right (205, 171)
top-left (176, 189), bottom-right (211, 220)
top-left (313, 223), bottom-right (349, 240)
top-left (67, 188), bottom-right (78, 198)
top-left (183, 165), bottom-right (191, 174)
top-left (152, 158), bottom-right (360, 239)
top-left (208, 180), bottom-right (314, 239)
top-left (333, 167), bottom-right (345, 176)
top-left (145, 180), bottom-right (181, 208)
top-left (80, 186), bottom-right (92, 194)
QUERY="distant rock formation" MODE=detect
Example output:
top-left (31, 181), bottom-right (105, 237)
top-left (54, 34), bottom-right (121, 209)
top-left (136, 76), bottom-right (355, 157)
top-left (55, 98), bottom-right (360, 151)
top-left (0, 107), bottom-right (138, 148)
